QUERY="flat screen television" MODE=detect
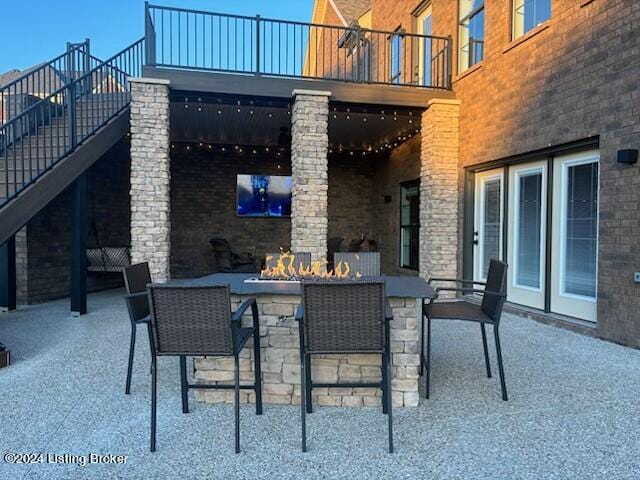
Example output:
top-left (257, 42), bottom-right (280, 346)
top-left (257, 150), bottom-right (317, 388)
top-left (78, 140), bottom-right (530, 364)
top-left (236, 174), bottom-right (292, 217)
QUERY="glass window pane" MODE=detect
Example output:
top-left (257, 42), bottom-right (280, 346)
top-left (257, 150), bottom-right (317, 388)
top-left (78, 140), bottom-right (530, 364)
top-left (513, 0), bottom-right (551, 39)
top-left (482, 178), bottom-right (501, 278)
top-left (564, 162), bottom-right (598, 298)
top-left (516, 172), bottom-right (542, 288)
top-left (400, 183), bottom-right (420, 269)
top-left (458, 0), bottom-right (484, 71)
top-left (423, 15), bottom-right (432, 86)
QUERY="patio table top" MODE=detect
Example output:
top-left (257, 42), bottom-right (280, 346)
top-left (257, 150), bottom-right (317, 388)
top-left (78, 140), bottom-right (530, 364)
top-left (179, 273), bottom-right (436, 299)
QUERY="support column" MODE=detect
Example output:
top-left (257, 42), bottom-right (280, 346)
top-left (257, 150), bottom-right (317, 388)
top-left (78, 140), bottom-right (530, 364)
top-left (70, 173), bottom-right (87, 315)
top-left (290, 89), bottom-right (330, 262)
top-left (0, 236), bottom-right (16, 312)
top-left (129, 78), bottom-right (171, 282)
top-left (420, 99), bottom-right (461, 285)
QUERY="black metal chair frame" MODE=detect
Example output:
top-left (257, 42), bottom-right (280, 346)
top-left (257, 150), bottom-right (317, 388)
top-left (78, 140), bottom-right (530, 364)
top-left (295, 280), bottom-right (394, 453)
top-left (122, 262), bottom-right (154, 395)
top-left (146, 284), bottom-right (263, 453)
top-left (422, 259), bottom-right (508, 401)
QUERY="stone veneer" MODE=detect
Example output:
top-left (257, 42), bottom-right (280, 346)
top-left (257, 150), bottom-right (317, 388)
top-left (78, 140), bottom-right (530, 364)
top-left (129, 78), bottom-right (171, 282)
top-left (419, 100), bottom-right (460, 287)
top-left (290, 90), bottom-right (330, 263)
top-left (194, 294), bottom-right (421, 407)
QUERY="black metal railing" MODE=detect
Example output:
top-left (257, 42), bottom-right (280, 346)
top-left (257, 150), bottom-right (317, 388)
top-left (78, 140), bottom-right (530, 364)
top-left (0, 41), bottom-right (96, 127)
top-left (145, 3), bottom-right (452, 89)
top-left (0, 38), bottom-right (145, 205)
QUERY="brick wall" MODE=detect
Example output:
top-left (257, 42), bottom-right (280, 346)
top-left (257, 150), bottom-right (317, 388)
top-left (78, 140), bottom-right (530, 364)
top-left (170, 150), bottom-right (292, 278)
top-left (372, 138), bottom-right (421, 275)
top-left (366, 0), bottom-right (640, 346)
top-left (328, 155), bottom-right (376, 253)
top-left (15, 138), bottom-right (131, 304)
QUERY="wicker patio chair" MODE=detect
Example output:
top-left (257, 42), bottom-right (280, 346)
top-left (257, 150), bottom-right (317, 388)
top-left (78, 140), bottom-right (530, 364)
top-left (422, 259), bottom-right (508, 401)
top-left (296, 280), bottom-right (394, 453)
top-left (122, 262), bottom-right (154, 395)
top-left (334, 252), bottom-right (381, 276)
top-left (146, 284), bottom-right (263, 453)
top-left (264, 252), bottom-right (312, 271)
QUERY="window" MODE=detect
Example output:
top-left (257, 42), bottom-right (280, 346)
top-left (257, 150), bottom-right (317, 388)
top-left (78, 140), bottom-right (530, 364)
top-left (512, 0), bottom-right (551, 39)
top-left (400, 181), bottom-right (420, 270)
top-left (458, 0), bottom-right (485, 72)
top-left (390, 29), bottom-right (403, 84)
top-left (416, 6), bottom-right (433, 86)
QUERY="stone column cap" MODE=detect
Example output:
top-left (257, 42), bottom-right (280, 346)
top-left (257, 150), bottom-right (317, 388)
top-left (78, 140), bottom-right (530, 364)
top-left (292, 89), bottom-right (332, 97)
top-left (427, 98), bottom-right (461, 107)
top-left (128, 77), bottom-right (171, 86)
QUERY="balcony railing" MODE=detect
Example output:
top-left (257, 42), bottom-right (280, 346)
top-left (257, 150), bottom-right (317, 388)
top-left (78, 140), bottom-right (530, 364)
top-left (145, 3), bottom-right (452, 90)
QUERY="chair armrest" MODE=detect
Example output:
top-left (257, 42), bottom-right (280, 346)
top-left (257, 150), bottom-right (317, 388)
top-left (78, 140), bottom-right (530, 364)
top-left (385, 301), bottom-right (394, 321)
top-left (436, 286), bottom-right (506, 297)
top-left (295, 305), bottom-right (304, 322)
top-left (124, 292), bottom-right (147, 300)
top-left (428, 277), bottom-right (486, 286)
top-left (231, 298), bottom-right (257, 322)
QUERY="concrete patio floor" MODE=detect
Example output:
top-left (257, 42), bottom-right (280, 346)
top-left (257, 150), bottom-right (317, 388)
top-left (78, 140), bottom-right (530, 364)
top-left (1, 289), bottom-right (639, 480)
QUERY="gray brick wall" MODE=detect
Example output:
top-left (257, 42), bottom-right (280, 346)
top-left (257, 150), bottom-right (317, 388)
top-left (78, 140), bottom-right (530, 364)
top-left (170, 150), bottom-right (292, 278)
top-left (14, 139), bottom-right (131, 304)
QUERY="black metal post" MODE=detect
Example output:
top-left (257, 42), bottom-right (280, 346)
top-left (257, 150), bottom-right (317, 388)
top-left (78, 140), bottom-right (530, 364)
top-left (70, 173), bottom-right (87, 316)
top-left (255, 15), bottom-right (261, 76)
top-left (0, 236), bottom-right (17, 312)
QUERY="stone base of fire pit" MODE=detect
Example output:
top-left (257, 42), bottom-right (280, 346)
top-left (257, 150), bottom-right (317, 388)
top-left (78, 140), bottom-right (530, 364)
top-left (193, 293), bottom-right (422, 408)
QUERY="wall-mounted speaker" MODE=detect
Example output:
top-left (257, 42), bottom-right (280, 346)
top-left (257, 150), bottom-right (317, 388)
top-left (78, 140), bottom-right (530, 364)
top-left (617, 149), bottom-right (638, 165)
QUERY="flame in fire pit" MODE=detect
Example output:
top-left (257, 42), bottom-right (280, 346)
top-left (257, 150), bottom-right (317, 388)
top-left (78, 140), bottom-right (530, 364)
top-left (260, 251), bottom-right (361, 280)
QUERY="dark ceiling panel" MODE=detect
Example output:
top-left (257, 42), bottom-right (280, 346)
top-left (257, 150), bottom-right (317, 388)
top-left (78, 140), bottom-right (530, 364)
top-left (170, 100), bottom-right (421, 151)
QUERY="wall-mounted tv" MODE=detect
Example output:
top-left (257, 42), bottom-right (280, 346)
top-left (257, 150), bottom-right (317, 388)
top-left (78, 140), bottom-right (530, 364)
top-left (236, 174), bottom-right (292, 217)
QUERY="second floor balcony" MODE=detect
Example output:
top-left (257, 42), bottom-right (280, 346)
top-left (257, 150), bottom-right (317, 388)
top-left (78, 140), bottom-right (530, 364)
top-left (144, 4), bottom-right (452, 92)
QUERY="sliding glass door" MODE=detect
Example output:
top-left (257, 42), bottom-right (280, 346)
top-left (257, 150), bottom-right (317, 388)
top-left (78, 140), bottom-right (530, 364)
top-left (507, 161), bottom-right (547, 309)
top-left (550, 151), bottom-right (599, 322)
top-left (473, 168), bottom-right (504, 283)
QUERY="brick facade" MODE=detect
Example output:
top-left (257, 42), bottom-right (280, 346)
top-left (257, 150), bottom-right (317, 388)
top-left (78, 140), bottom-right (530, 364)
top-left (129, 78), bottom-right (171, 282)
top-left (170, 150), bottom-right (292, 278)
top-left (13, 140), bottom-right (130, 304)
top-left (290, 90), bottom-right (331, 262)
top-left (364, 0), bottom-right (640, 347)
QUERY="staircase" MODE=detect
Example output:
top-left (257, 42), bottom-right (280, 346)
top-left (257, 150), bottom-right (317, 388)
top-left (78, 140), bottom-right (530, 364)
top-left (0, 39), bottom-right (145, 245)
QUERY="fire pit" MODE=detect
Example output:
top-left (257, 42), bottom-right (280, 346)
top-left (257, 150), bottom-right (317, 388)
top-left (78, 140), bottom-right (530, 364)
top-left (244, 251), bottom-right (362, 284)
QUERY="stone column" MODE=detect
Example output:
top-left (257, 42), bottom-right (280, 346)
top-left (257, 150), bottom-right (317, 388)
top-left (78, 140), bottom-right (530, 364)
top-left (290, 90), bottom-right (330, 262)
top-left (129, 78), bottom-right (171, 282)
top-left (420, 99), bottom-right (461, 285)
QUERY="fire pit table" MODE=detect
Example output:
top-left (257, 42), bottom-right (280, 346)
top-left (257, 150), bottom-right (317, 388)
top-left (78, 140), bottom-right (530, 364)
top-left (181, 273), bottom-right (435, 407)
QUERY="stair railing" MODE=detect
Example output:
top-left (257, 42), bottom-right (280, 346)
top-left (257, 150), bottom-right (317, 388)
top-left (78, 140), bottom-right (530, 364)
top-left (0, 38), bottom-right (145, 205)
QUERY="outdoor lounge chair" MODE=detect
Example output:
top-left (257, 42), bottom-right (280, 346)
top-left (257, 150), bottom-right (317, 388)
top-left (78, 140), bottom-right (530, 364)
top-left (209, 237), bottom-right (256, 273)
top-left (334, 252), bottom-right (381, 276)
top-left (422, 259), bottom-right (508, 401)
top-left (146, 284), bottom-right (262, 453)
top-left (122, 262), bottom-right (154, 395)
top-left (296, 280), bottom-right (394, 453)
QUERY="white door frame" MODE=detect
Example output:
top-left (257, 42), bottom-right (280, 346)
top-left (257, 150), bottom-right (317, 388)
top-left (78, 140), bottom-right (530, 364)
top-left (473, 168), bottom-right (504, 283)
top-left (550, 151), bottom-right (599, 322)
top-left (507, 161), bottom-right (547, 309)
